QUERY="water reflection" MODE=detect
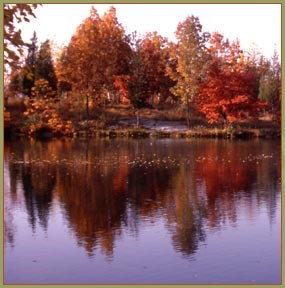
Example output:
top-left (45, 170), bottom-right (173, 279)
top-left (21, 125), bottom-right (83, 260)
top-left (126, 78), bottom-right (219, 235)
top-left (4, 138), bottom-right (281, 261)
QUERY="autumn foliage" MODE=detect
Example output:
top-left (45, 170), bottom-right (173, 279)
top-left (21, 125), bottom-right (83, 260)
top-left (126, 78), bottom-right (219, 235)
top-left (4, 6), bottom-right (281, 135)
top-left (194, 33), bottom-right (267, 124)
top-left (23, 79), bottom-right (74, 136)
top-left (113, 75), bottom-right (130, 104)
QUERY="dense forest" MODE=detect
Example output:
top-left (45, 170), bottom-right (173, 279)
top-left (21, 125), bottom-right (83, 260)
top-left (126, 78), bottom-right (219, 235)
top-left (4, 4), bottom-right (281, 138)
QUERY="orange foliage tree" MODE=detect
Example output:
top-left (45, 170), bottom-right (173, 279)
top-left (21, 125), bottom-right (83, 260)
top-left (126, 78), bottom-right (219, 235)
top-left (56, 6), bottom-right (132, 118)
top-left (23, 79), bottom-right (74, 136)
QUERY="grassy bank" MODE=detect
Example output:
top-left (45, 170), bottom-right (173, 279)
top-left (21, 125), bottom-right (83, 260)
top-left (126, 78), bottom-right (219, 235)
top-left (4, 104), bottom-right (281, 140)
top-left (5, 124), bottom-right (280, 140)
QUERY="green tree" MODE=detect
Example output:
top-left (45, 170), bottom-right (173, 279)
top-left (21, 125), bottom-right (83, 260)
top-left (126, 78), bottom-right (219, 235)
top-left (55, 46), bottom-right (72, 97)
top-left (36, 39), bottom-right (58, 92)
top-left (8, 34), bottom-right (58, 99)
top-left (258, 50), bottom-right (281, 118)
top-left (169, 15), bottom-right (210, 126)
top-left (22, 31), bottom-right (38, 96)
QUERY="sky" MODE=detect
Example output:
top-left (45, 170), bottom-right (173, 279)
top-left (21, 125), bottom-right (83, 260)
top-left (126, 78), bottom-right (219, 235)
top-left (19, 3), bottom-right (281, 59)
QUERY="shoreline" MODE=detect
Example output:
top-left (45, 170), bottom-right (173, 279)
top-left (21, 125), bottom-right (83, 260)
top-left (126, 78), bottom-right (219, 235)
top-left (4, 108), bottom-right (281, 140)
top-left (4, 125), bottom-right (281, 140)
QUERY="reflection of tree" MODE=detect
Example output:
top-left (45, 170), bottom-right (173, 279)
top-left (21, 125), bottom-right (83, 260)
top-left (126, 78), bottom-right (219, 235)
top-left (6, 139), bottom-right (57, 231)
top-left (53, 140), bottom-right (185, 257)
top-left (170, 165), bottom-right (206, 256)
top-left (194, 140), bottom-right (281, 228)
top-left (4, 160), bottom-right (15, 247)
top-left (5, 141), bottom-right (25, 201)
top-left (22, 164), bottom-right (55, 230)
top-left (56, 147), bottom-right (128, 257)
top-left (255, 141), bottom-right (281, 225)
top-left (194, 142), bottom-right (254, 227)
top-left (5, 138), bottom-right (281, 260)
top-left (128, 164), bottom-right (172, 215)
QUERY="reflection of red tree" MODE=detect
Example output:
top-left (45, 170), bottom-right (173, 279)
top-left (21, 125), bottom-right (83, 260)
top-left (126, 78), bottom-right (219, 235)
top-left (112, 163), bottom-right (128, 193)
top-left (6, 138), bottom-right (280, 259)
top-left (195, 143), bottom-right (257, 228)
top-left (56, 165), bottom-right (126, 257)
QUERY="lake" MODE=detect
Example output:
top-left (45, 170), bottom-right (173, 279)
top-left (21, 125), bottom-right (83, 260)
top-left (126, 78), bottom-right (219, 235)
top-left (4, 138), bottom-right (281, 284)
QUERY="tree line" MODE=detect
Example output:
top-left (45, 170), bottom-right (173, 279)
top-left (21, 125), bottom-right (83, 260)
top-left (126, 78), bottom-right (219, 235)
top-left (4, 5), bottom-right (281, 135)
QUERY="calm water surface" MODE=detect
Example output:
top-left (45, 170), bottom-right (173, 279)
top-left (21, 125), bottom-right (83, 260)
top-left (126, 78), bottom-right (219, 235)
top-left (4, 138), bottom-right (281, 284)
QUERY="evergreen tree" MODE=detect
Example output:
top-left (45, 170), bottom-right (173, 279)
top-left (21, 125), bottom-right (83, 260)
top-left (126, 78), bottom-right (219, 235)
top-left (22, 31), bottom-right (38, 96)
top-left (36, 39), bottom-right (57, 91)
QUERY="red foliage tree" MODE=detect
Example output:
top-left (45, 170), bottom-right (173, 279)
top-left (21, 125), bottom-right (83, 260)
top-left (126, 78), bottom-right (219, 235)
top-left (139, 32), bottom-right (175, 106)
top-left (195, 33), bottom-right (266, 125)
top-left (113, 75), bottom-right (130, 104)
top-left (113, 32), bottom-right (175, 108)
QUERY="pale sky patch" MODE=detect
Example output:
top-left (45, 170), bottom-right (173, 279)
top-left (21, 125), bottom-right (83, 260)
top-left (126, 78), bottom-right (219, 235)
top-left (19, 3), bottom-right (281, 59)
